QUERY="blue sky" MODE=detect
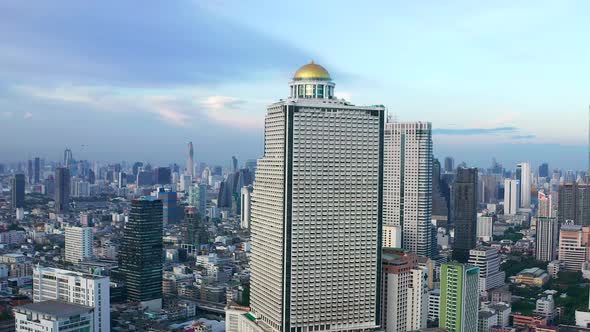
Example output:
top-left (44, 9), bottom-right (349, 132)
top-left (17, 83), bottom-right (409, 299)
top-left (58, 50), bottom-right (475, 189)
top-left (1, 1), bottom-right (588, 170)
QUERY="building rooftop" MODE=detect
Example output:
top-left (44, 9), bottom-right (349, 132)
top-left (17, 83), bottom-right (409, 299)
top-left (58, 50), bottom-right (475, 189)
top-left (17, 300), bottom-right (93, 318)
top-left (518, 267), bottom-right (547, 277)
top-left (479, 310), bottom-right (497, 319)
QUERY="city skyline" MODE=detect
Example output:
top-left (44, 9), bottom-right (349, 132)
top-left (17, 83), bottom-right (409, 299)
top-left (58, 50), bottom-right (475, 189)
top-left (1, 1), bottom-right (589, 169)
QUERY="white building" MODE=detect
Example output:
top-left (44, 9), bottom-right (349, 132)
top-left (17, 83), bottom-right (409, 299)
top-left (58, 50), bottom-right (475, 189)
top-left (477, 310), bottom-right (497, 332)
top-left (538, 191), bottom-right (553, 217)
top-left (477, 215), bottom-right (493, 242)
top-left (517, 162), bottom-right (532, 208)
top-left (535, 217), bottom-right (558, 262)
top-left (558, 224), bottom-right (588, 272)
top-left (65, 226), bottom-right (93, 264)
top-left (468, 247), bottom-right (505, 292)
top-left (249, 62), bottom-right (383, 332)
top-left (534, 295), bottom-right (555, 321)
top-left (33, 266), bottom-right (110, 332)
top-left (14, 300), bottom-right (94, 332)
top-left (488, 302), bottom-right (511, 327)
top-left (503, 179), bottom-right (520, 215)
top-left (383, 225), bottom-right (401, 248)
top-left (384, 121), bottom-right (433, 257)
top-left (240, 185), bottom-right (252, 229)
top-left (428, 289), bottom-right (440, 322)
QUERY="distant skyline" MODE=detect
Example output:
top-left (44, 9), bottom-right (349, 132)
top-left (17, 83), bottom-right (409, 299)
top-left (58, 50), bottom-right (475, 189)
top-left (1, 1), bottom-right (589, 170)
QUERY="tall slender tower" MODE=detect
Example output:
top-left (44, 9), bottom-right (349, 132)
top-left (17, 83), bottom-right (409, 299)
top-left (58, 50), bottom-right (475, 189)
top-left (54, 167), bottom-right (70, 214)
top-left (249, 61), bottom-right (384, 332)
top-left (187, 142), bottom-right (194, 178)
top-left (383, 121), bottom-right (434, 257)
top-left (452, 167), bottom-right (478, 263)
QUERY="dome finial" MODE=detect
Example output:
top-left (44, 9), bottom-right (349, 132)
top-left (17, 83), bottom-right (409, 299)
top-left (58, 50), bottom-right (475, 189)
top-left (310, 60), bottom-right (314, 64)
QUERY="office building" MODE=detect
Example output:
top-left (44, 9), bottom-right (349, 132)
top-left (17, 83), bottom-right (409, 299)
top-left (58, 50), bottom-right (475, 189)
top-left (55, 167), bottom-right (70, 214)
top-left (119, 197), bottom-right (163, 310)
top-left (63, 148), bottom-right (73, 167)
top-left (558, 224), bottom-right (590, 271)
top-left (535, 217), bottom-right (558, 262)
top-left (27, 159), bottom-right (33, 184)
top-left (197, 183), bottom-right (207, 213)
top-left (444, 157), bottom-right (454, 173)
top-left (428, 289), bottom-right (440, 323)
top-left (503, 179), bottom-right (520, 215)
top-left (558, 182), bottom-right (590, 225)
top-left (187, 142), bottom-right (194, 178)
top-left (452, 168), bottom-right (478, 263)
top-left (534, 295), bottom-right (555, 321)
top-left (381, 248), bottom-right (427, 332)
top-left (538, 191), bottom-right (553, 218)
top-left (65, 226), bottom-right (93, 264)
top-left (33, 157), bottom-right (40, 184)
top-left (516, 162), bottom-right (532, 208)
top-left (439, 263), bottom-right (479, 332)
top-left (384, 121), bottom-right (433, 257)
top-left (11, 173), bottom-right (25, 209)
top-left (539, 163), bottom-right (549, 179)
top-left (249, 62), bottom-right (384, 332)
top-left (232, 156), bottom-right (238, 173)
top-left (477, 311), bottom-right (497, 332)
top-left (468, 247), bottom-right (505, 292)
top-left (432, 159), bottom-right (450, 223)
top-left (14, 301), bottom-right (94, 332)
top-left (157, 189), bottom-right (179, 225)
top-left (154, 167), bottom-right (171, 185)
top-left (33, 266), bottom-right (110, 332)
top-left (476, 215), bottom-right (493, 242)
top-left (383, 225), bottom-right (402, 248)
top-left (240, 185), bottom-right (253, 229)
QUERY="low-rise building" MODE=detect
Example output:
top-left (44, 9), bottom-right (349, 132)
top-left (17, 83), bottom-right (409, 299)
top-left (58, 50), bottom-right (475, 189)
top-left (14, 300), bottom-right (94, 332)
top-left (514, 268), bottom-right (549, 287)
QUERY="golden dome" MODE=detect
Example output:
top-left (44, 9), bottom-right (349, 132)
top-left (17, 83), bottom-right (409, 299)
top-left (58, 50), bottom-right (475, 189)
top-left (293, 61), bottom-right (331, 80)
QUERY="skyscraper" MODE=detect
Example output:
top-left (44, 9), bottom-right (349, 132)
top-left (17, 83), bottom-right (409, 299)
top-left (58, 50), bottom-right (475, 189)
top-left (249, 62), bottom-right (384, 332)
top-left (63, 148), bottom-right (73, 168)
top-left (27, 159), bottom-right (33, 184)
top-left (11, 174), bottom-right (25, 210)
top-left (381, 248), bottom-right (428, 332)
top-left (54, 167), bottom-right (70, 214)
top-left (432, 159), bottom-right (450, 224)
top-left (33, 157), bottom-right (40, 184)
top-left (516, 162), bottom-right (531, 208)
top-left (383, 121), bottom-right (433, 257)
top-left (503, 179), bottom-right (520, 215)
top-left (119, 197), bottom-right (163, 310)
top-left (468, 247), bottom-right (505, 292)
top-left (538, 163), bottom-right (549, 179)
top-left (154, 167), bottom-right (171, 185)
top-left (538, 191), bottom-right (553, 218)
top-left (444, 157), bottom-right (455, 173)
top-left (240, 185), bottom-right (253, 229)
top-left (558, 182), bottom-right (590, 225)
top-left (439, 263), bottom-right (479, 332)
top-left (558, 224), bottom-right (590, 272)
top-left (535, 217), bottom-right (558, 262)
top-left (452, 168), bottom-right (478, 263)
top-left (187, 142), bottom-right (194, 178)
top-left (156, 189), bottom-right (179, 225)
top-left (65, 226), bottom-right (93, 263)
top-left (231, 156), bottom-right (238, 173)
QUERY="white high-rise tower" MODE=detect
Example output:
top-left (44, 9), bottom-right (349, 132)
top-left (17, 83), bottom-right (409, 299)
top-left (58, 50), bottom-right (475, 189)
top-left (383, 121), bottom-right (433, 257)
top-left (248, 61), bottom-right (384, 332)
top-left (517, 162), bottom-right (531, 208)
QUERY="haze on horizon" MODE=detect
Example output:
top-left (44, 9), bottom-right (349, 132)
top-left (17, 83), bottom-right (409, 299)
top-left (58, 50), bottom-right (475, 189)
top-left (1, 1), bottom-right (588, 170)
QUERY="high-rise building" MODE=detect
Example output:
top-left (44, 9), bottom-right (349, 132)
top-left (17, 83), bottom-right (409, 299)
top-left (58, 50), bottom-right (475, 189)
top-left (54, 167), bottom-right (70, 214)
top-left (452, 168), bottom-right (478, 263)
top-left (154, 167), bottom-right (171, 185)
top-left (516, 162), bottom-right (532, 208)
top-left (65, 226), bottom-right (93, 264)
top-left (468, 247), bottom-right (505, 292)
top-left (63, 148), bottom-right (73, 168)
top-left (558, 224), bottom-right (590, 272)
top-left (439, 263), bottom-right (479, 332)
top-left (11, 174), bottom-right (25, 210)
top-left (558, 182), bottom-right (590, 225)
top-left (381, 248), bottom-right (427, 332)
top-left (444, 157), bottom-right (455, 173)
top-left (14, 301), bottom-right (95, 332)
top-left (156, 189), bottom-right (179, 225)
top-left (27, 159), bottom-right (33, 184)
top-left (33, 266), bottom-right (110, 332)
top-left (240, 185), bottom-right (253, 229)
top-left (231, 156), bottom-right (238, 173)
top-left (119, 197), bottom-right (163, 310)
top-left (535, 217), bottom-right (558, 262)
top-left (183, 206), bottom-right (207, 247)
top-left (383, 225), bottom-right (402, 248)
top-left (476, 215), bottom-right (493, 242)
top-left (503, 179), bottom-right (520, 215)
top-left (33, 157), bottom-right (40, 184)
top-left (187, 142), bottom-right (194, 178)
top-left (538, 191), bottom-right (553, 218)
top-left (432, 159), bottom-right (450, 223)
top-left (383, 121), bottom-right (433, 257)
top-left (197, 183), bottom-right (207, 213)
top-left (539, 163), bottom-right (549, 179)
top-left (249, 62), bottom-right (384, 332)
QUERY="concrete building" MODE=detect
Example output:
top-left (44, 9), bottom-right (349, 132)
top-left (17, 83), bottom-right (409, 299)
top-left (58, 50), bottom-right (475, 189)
top-left (478, 310), bottom-right (498, 332)
top-left (535, 217), bottom-right (558, 262)
top-left (558, 182), bottom-right (590, 225)
top-left (452, 168), bottom-right (478, 263)
top-left (439, 263), bottom-right (479, 332)
top-left (240, 185), bottom-right (253, 229)
top-left (249, 62), bottom-right (384, 332)
top-left (65, 226), bottom-right (93, 264)
top-left (534, 295), bottom-right (555, 322)
top-left (428, 289), bottom-right (440, 323)
top-left (516, 162), bottom-right (532, 208)
top-left (55, 167), bottom-right (70, 214)
top-left (503, 179), bottom-right (520, 215)
top-left (33, 266), bottom-right (110, 332)
top-left (383, 225), bottom-right (402, 248)
top-left (383, 121), bottom-right (433, 257)
top-left (381, 248), bottom-right (427, 332)
top-left (558, 224), bottom-right (590, 271)
top-left (538, 191), bottom-right (553, 218)
top-left (514, 268), bottom-right (549, 287)
top-left (11, 174), bottom-right (25, 210)
top-left (468, 247), bottom-right (505, 292)
top-left (14, 300), bottom-right (94, 332)
top-left (477, 215), bottom-right (494, 242)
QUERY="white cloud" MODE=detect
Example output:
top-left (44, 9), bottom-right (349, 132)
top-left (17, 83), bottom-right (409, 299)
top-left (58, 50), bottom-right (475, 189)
top-left (1, 111), bottom-right (13, 117)
top-left (23, 112), bottom-right (33, 119)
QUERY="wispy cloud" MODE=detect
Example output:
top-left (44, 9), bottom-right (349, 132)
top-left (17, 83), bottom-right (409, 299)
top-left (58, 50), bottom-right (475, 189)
top-left (23, 112), bottom-right (33, 119)
top-left (511, 134), bottom-right (535, 140)
top-left (433, 126), bottom-right (518, 135)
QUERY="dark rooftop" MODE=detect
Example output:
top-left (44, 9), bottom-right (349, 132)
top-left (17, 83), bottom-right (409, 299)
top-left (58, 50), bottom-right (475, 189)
top-left (17, 300), bottom-right (93, 317)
